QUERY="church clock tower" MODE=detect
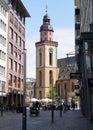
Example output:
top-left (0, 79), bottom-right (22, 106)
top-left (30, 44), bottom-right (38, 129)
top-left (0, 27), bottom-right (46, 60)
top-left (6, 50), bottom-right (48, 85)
top-left (35, 8), bottom-right (58, 99)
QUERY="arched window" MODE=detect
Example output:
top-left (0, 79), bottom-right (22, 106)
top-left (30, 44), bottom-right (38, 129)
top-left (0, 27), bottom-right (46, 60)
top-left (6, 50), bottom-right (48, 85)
top-left (39, 52), bottom-right (42, 66)
top-left (49, 70), bottom-right (53, 85)
top-left (39, 71), bottom-right (42, 86)
top-left (39, 48), bottom-right (42, 66)
top-left (49, 48), bottom-right (53, 65)
top-left (49, 53), bottom-right (52, 65)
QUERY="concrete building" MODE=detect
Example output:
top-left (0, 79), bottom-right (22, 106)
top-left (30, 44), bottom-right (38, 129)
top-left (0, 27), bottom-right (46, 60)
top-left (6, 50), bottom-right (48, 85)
top-left (26, 78), bottom-right (36, 103)
top-left (74, 0), bottom-right (93, 121)
top-left (35, 9), bottom-right (58, 99)
top-left (4, 0), bottom-right (30, 109)
top-left (0, 0), bottom-right (8, 108)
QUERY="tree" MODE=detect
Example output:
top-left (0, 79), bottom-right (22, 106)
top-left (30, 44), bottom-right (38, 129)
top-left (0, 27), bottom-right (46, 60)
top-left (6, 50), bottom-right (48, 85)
top-left (47, 84), bottom-right (57, 102)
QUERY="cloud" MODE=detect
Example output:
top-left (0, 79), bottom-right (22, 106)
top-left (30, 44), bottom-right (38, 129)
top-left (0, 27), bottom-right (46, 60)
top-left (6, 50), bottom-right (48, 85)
top-left (54, 28), bottom-right (75, 58)
top-left (26, 28), bottom-right (75, 78)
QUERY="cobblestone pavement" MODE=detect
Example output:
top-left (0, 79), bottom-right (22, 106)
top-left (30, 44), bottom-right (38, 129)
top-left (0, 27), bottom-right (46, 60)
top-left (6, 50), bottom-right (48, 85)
top-left (0, 109), bottom-right (93, 130)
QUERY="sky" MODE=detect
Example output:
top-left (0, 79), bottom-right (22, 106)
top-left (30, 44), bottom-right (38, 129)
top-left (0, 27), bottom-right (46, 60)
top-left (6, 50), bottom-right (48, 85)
top-left (21, 0), bottom-right (75, 78)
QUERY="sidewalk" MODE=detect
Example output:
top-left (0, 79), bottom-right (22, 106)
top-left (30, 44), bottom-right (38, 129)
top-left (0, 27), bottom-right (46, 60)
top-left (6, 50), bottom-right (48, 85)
top-left (0, 109), bottom-right (93, 130)
top-left (27, 109), bottom-right (93, 130)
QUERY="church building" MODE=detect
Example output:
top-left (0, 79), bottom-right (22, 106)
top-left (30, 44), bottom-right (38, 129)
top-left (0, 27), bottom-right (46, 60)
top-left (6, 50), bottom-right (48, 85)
top-left (35, 8), bottom-right (58, 99)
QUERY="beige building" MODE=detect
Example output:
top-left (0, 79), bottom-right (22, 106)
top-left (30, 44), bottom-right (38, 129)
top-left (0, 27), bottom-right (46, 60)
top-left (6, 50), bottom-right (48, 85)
top-left (35, 10), bottom-right (58, 99)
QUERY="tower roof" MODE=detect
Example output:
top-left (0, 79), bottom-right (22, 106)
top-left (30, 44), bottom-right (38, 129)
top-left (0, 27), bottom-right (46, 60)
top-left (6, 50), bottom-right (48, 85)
top-left (40, 8), bottom-right (54, 32)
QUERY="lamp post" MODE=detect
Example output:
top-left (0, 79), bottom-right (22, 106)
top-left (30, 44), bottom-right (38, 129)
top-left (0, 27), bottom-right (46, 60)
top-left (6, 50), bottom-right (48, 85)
top-left (51, 77), bottom-right (54, 123)
top-left (22, 48), bottom-right (27, 130)
top-left (1, 85), bottom-right (3, 116)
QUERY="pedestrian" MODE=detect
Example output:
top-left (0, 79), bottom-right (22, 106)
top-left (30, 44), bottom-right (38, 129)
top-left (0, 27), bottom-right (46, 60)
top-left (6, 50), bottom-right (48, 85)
top-left (71, 102), bottom-right (75, 111)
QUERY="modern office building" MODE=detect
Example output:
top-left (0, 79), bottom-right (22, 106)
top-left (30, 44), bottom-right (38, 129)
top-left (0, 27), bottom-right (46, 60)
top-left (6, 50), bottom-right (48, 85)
top-left (74, 0), bottom-right (93, 121)
top-left (4, 0), bottom-right (30, 109)
top-left (0, 0), bottom-right (8, 108)
top-left (35, 9), bottom-right (58, 99)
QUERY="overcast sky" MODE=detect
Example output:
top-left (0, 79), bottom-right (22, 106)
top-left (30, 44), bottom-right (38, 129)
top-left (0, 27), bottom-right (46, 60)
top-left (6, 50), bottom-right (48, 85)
top-left (22, 0), bottom-right (75, 78)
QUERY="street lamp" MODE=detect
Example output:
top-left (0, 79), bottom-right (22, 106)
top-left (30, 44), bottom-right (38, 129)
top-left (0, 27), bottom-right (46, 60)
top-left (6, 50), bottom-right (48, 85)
top-left (22, 48), bottom-right (27, 130)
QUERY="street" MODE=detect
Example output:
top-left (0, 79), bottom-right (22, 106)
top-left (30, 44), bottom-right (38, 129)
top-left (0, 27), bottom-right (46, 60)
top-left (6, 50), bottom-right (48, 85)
top-left (0, 108), bottom-right (93, 130)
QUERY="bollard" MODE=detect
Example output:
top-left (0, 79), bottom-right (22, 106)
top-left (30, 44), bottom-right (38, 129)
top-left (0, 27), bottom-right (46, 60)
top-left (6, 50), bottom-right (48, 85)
top-left (60, 104), bottom-right (63, 117)
top-left (51, 104), bottom-right (54, 123)
top-left (22, 106), bottom-right (27, 130)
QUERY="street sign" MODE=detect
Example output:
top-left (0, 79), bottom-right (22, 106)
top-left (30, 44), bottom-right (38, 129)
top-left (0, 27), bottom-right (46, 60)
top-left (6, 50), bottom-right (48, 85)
top-left (70, 73), bottom-right (82, 79)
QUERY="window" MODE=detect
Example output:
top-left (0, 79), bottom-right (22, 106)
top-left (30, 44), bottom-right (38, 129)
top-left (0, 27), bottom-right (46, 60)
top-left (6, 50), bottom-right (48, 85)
top-left (10, 27), bottom-right (13, 39)
top-left (14, 47), bottom-right (17, 58)
top-left (39, 52), bottom-right (42, 66)
top-left (9, 58), bottom-right (13, 70)
top-left (8, 74), bottom-right (12, 86)
top-left (18, 51), bottom-right (21, 60)
top-left (49, 53), bottom-right (52, 65)
top-left (39, 71), bottom-right (42, 86)
top-left (18, 36), bottom-right (21, 47)
top-left (10, 12), bottom-right (13, 24)
top-left (39, 48), bottom-right (42, 66)
top-left (19, 23), bottom-right (21, 33)
top-left (18, 77), bottom-right (20, 88)
top-left (49, 48), bottom-right (53, 65)
top-left (14, 61), bottom-right (17, 72)
top-left (14, 32), bottom-right (17, 43)
top-left (49, 70), bottom-right (53, 85)
top-left (9, 43), bottom-right (13, 54)
top-left (14, 76), bottom-right (17, 87)
top-left (14, 17), bottom-right (18, 28)
top-left (18, 64), bottom-right (21, 73)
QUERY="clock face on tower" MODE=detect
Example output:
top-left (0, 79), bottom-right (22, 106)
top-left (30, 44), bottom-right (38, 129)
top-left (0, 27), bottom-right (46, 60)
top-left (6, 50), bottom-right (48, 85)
top-left (49, 48), bottom-right (53, 53)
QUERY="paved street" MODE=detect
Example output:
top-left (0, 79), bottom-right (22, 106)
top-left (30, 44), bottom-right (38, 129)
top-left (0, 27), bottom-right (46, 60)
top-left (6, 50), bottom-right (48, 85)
top-left (0, 108), bottom-right (93, 130)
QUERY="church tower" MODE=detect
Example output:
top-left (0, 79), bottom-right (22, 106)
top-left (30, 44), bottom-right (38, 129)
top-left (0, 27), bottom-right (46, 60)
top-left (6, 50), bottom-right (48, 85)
top-left (35, 7), bottom-right (58, 99)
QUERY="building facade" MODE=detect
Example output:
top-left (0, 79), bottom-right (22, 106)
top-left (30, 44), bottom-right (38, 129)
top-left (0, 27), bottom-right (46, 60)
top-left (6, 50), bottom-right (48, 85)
top-left (0, 0), bottom-right (8, 109)
top-left (35, 9), bottom-right (58, 99)
top-left (56, 57), bottom-right (79, 105)
top-left (26, 78), bottom-right (36, 104)
top-left (2, 0), bottom-right (30, 109)
top-left (74, 0), bottom-right (93, 121)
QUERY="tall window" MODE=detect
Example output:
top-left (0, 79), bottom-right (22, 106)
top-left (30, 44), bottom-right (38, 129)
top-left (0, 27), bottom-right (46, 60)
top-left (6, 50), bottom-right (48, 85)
top-left (39, 52), bottom-right (42, 66)
top-left (14, 32), bottom-right (17, 43)
top-left (9, 43), bottom-right (13, 54)
top-left (9, 58), bottom-right (13, 70)
top-left (39, 71), bottom-right (42, 86)
top-left (10, 27), bottom-right (13, 39)
top-left (49, 70), bottom-right (53, 85)
top-left (39, 48), bottom-right (42, 66)
top-left (14, 61), bottom-right (17, 72)
top-left (49, 48), bottom-right (53, 65)
top-left (8, 74), bottom-right (12, 86)
top-left (14, 76), bottom-right (17, 87)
